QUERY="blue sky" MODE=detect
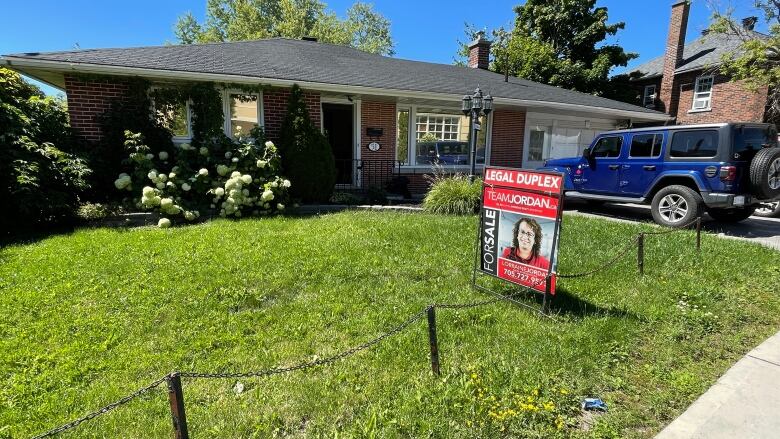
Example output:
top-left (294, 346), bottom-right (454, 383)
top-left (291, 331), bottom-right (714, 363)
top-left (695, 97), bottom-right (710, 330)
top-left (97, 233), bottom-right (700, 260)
top-left (1, 0), bottom-right (766, 96)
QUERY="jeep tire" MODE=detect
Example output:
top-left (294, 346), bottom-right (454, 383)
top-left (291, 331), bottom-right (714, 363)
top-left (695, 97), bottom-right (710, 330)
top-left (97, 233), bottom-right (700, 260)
top-left (749, 147), bottom-right (780, 199)
top-left (650, 185), bottom-right (704, 227)
top-left (755, 201), bottom-right (780, 218)
top-left (707, 206), bottom-right (757, 223)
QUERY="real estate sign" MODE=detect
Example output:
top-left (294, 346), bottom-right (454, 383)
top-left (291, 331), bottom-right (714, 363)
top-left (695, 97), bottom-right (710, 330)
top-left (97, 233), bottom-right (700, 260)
top-left (479, 167), bottom-right (564, 295)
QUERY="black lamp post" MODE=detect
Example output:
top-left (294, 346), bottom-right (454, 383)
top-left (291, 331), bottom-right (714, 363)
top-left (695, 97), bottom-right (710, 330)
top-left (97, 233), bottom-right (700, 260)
top-left (462, 87), bottom-right (493, 182)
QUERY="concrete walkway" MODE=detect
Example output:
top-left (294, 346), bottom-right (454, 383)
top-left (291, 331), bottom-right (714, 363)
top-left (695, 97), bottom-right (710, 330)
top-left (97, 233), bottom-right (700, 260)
top-left (655, 332), bottom-right (780, 438)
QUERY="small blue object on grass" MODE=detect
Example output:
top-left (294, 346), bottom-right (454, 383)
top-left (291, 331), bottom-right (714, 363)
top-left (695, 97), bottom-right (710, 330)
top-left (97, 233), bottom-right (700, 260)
top-left (582, 398), bottom-right (608, 411)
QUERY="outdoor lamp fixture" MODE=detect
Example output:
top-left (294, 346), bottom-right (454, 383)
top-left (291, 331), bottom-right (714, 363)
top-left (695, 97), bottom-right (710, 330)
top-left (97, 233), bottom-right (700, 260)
top-left (461, 87), bottom-right (493, 182)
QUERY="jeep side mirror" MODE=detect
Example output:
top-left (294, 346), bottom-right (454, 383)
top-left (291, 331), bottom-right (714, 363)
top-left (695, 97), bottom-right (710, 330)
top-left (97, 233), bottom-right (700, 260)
top-left (583, 147), bottom-right (591, 160)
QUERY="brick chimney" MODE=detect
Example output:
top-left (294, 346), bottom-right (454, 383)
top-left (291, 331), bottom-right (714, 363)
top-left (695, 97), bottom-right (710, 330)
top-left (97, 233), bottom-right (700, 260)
top-left (468, 31), bottom-right (491, 70)
top-left (659, 0), bottom-right (690, 116)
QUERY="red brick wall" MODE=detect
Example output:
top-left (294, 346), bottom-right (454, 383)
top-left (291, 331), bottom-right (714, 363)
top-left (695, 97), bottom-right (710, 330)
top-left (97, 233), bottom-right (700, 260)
top-left (674, 72), bottom-right (767, 124)
top-left (489, 109), bottom-right (526, 168)
top-left (262, 88), bottom-right (321, 142)
top-left (64, 74), bottom-right (130, 142)
top-left (468, 42), bottom-right (491, 70)
top-left (360, 100), bottom-right (397, 188)
top-left (659, 1), bottom-right (690, 115)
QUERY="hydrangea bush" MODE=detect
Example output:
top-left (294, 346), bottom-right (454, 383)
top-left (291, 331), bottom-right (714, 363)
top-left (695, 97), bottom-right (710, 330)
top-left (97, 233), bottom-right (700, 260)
top-left (115, 128), bottom-right (290, 226)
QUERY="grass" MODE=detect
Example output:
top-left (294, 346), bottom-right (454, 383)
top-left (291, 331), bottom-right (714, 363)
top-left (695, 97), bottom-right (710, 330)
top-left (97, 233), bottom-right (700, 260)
top-left (0, 211), bottom-right (778, 438)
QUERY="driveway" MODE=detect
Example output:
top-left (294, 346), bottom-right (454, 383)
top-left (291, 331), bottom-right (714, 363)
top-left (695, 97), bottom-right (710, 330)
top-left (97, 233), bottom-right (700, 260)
top-left (564, 200), bottom-right (780, 251)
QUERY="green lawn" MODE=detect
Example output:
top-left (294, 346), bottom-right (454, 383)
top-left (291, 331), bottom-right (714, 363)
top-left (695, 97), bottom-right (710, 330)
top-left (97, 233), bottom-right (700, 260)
top-left (1, 211), bottom-right (778, 438)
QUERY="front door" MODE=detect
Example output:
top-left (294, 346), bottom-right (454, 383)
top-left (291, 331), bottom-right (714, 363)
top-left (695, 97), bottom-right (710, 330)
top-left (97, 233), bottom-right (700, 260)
top-left (322, 103), bottom-right (354, 185)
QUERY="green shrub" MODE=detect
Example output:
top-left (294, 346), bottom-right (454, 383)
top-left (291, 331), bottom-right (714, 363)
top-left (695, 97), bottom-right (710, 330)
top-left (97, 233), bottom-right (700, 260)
top-left (423, 174), bottom-right (482, 215)
top-left (116, 128), bottom-right (290, 226)
top-left (0, 68), bottom-right (91, 230)
top-left (365, 185), bottom-right (388, 204)
top-left (329, 192), bottom-right (363, 205)
top-left (77, 203), bottom-right (124, 221)
top-left (279, 84), bottom-right (336, 203)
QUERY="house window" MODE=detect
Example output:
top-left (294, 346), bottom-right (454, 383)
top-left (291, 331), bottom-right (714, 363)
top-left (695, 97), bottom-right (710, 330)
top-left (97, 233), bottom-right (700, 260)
top-left (412, 108), bottom-right (486, 166)
top-left (643, 85), bottom-right (657, 108)
top-left (692, 76), bottom-right (714, 111)
top-left (227, 93), bottom-right (262, 139)
top-left (528, 129), bottom-right (547, 162)
top-left (154, 98), bottom-right (191, 140)
top-left (396, 109), bottom-right (410, 163)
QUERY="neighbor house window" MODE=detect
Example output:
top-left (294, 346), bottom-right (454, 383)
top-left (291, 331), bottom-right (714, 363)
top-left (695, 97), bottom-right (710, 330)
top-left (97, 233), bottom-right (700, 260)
top-left (412, 108), bottom-right (486, 166)
top-left (154, 98), bottom-right (191, 140)
top-left (643, 85), bottom-right (657, 107)
top-left (692, 76), bottom-right (714, 111)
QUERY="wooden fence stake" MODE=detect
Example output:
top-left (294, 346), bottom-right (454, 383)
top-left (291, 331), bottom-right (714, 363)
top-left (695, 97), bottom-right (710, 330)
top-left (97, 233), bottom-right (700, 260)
top-left (167, 373), bottom-right (189, 439)
top-left (696, 217), bottom-right (702, 251)
top-left (637, 233), bottom-right (645, 276)
top-left (426, 306), bottom-right (441, 376)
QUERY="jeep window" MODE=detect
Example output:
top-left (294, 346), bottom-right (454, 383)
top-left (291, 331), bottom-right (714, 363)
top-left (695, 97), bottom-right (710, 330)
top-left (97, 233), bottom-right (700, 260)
top-left (590, 136), bottom-right (623, 158)
top-left (629, 133), bottom-right (663, 158)
top-left (670, 130), bottom-right (719, 158)
top-left (733, 127), bottom-right (776, 160)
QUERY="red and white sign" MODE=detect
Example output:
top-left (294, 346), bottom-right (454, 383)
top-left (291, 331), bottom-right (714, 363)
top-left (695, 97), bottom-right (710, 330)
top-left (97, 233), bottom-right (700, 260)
top-left (479, 167), bottom-right (564, 294)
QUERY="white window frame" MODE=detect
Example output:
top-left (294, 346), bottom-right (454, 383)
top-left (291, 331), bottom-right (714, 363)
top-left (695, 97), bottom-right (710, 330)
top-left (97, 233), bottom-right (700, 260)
top-left (149, 86), bottom-right (193, 143)
top-left (222, 89), bottom-right (264, 139)
top-left (402, 104), bottom-right (492, 170)
top-left (691, 75), bottom-right (714, 111)
top-left (643, 85), bottom-right (657, 108)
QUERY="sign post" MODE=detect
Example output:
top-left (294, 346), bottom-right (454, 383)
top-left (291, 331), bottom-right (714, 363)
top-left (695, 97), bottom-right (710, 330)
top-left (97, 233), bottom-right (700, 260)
top-left (474, 167), bottom-right (565, 309)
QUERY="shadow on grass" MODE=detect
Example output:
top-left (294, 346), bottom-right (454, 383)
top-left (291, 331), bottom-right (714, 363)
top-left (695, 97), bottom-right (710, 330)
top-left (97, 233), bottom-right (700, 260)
top-left (548, 287), bottom-right (644, 321)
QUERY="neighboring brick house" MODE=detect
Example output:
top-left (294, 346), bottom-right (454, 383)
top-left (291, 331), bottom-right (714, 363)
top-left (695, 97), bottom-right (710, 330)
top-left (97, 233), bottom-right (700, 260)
top-left (2, 37), bottom-right (667, 194)
top-left (631, 0), bottom-right (770, 125)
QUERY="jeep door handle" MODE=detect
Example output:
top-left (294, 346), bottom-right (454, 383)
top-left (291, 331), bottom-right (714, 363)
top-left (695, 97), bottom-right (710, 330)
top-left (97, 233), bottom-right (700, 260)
top-left (608, 164), bottom-right (620, 170)
top-left (643, 165), bottom-right (656, 171)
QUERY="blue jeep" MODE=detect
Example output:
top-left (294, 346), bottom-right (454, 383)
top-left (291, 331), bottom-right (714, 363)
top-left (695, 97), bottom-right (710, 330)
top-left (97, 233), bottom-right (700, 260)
top-left (539, 123), bottom-right (780, 227)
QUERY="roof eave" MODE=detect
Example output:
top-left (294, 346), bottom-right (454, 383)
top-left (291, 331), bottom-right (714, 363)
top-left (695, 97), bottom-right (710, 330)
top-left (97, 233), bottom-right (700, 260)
top-left (0, 56), bottom-right (670, 122)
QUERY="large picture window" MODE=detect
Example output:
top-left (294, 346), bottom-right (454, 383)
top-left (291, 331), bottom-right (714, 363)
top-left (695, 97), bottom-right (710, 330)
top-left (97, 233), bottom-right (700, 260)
top-left (411, 108), bottom-right (486, 166)
top-left (228, 93), bottom-right (261, 139)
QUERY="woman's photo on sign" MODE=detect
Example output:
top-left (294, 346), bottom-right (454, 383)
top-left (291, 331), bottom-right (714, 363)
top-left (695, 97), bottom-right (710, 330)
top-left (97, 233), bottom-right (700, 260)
top-left (498, 212), bottom-right (556, 271)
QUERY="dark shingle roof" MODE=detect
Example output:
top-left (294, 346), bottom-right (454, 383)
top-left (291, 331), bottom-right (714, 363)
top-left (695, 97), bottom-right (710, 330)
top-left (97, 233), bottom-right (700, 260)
top-left (4, 38), bottom-right (662, 116)
top-left (631, 30), bottom-right (767, 78)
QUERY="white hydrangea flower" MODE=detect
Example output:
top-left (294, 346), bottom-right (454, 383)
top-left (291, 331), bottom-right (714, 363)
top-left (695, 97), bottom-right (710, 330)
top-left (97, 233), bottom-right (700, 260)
top-left (184, 211), bottom-right (196, 221)
top-left (159, 151), bottom-right (169, 160)
top-left (270, 181), bottom-right (278, 188)
top-left (199, 147), bottom-right (208, 156)
top-left (158, 218), bottom-right (171, 228)
top-left (142, 186), bottom-right (155, 197)
top-left (166, 181), bottom-right (175, 188)
top-left (261, 190), bottom-right (274, 201)
top-left (242, 189), bottom-right (249, 196)
top-left (215, 187), bottom-right (225, 197)
top-left (225, 151), bottom-right (232, 159)
top-left (158, 174), bottom-right (167, 183)
top-left (146, 153), bottom-right (155, 160)
top-left (168, 172), bottom-right (176, 179)
top-left (160, 198), bottom-right (173, 209)
top-left (277, 203), bottom-right (285, 210)
top-left (198, 168), bottom-right (208, 176)
top-left (181, 183), bottom-right (191, 191)
top-left (156, 182), bottom-right (165, 190)
top-left (256, 160), bottom-right (267, 168)
top-left (240, 174), bottom-right (252, 184)
top-left (217, 165), bottom-right (229, 176)
top-left (232, 157), bottom-right (239, 163)
top-left (231, 171), bottom-right (241, 178)
top-left (148, 170), bottom-right (158, 180)
top-left (265, 141), bottom-right (274, 148)
top-left (114, 174), bottom-right (131, 190)
top-left (179, 143), bottom-right (191, 150)
top-left (282, 179), bottom-right (291, 188)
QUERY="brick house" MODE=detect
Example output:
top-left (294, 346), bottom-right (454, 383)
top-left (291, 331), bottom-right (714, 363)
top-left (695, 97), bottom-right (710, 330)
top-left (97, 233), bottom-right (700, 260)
top-left (1, 37), bottom-right (666, 194)
top-left (631, 0), bottom-right (770, 125)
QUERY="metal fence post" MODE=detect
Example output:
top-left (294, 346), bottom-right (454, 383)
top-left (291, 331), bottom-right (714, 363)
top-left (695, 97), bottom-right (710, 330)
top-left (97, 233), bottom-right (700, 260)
top-left (696, 217), bottom-right (702, 251)
top-left (167, 373), bottom-right (189, 439)
top-left (637, 233), bottom-right (645, 276)
top-left (426, 306), bottom-right (441, 376)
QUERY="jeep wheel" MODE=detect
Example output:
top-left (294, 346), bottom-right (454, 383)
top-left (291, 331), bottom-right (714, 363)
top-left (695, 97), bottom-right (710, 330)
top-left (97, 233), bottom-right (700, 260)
top-left (707, 206), bottom-right (757, 223)
top-left (749, 147), bottom-right (780, 199)
top-left (755, 202), bottom-right (780, 218)
top-left (651, 185), bottom-right (703, 227)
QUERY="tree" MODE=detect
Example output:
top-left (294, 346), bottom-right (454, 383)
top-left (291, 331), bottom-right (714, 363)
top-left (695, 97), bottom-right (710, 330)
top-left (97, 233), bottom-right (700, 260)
top-left (456, 0), bottom-right (638, 98)
top-left (709, 1), bottom-right (780, 121)
top-left (279, 84), bottom-right (336, 202)
top-left (0, 68), bottom-right (91, 230)
top-left (175, 0), bottom-right (394, 55)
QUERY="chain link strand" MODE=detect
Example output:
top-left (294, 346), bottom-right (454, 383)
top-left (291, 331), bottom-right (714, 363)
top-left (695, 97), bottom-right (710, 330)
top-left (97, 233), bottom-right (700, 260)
top-left (179, 308), bottom-right (428, 379)
top-left (556, 235), bottom-right (640, 279)
top-left (30, 376), bottom-right (168, 439)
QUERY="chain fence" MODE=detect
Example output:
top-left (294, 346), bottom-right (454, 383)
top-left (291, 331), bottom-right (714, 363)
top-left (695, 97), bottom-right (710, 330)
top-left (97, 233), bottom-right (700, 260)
top-left (28, 217), bottom-right (705, 438)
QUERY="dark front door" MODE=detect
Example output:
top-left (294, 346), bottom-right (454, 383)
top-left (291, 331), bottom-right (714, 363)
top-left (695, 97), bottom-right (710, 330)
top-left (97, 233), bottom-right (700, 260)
top-left (322, 103), bottom-right (354, 185)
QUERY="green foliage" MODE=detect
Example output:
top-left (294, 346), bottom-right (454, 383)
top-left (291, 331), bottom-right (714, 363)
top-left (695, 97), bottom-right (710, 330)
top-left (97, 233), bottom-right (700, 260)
top-left (279, 84), bottom-right (336, 202)
top-left (2, 212), bottom-right (780, 437)
top-left (0, 67), bottom-right (91, 230)
top-left (329, 191), bottom-right (363, 205)
top-left (174, 0), bottom-right (394, 55)
top-left (456, 0), bottom-right (637, 98)
top-left (117, 129), bottom-right (290, 225)
top-left (423, 174), bottom-right (482, 215)
top-left (708, 1), bottom-right (780, 121)
top-left (76, 202), bottom-right (125, 221)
